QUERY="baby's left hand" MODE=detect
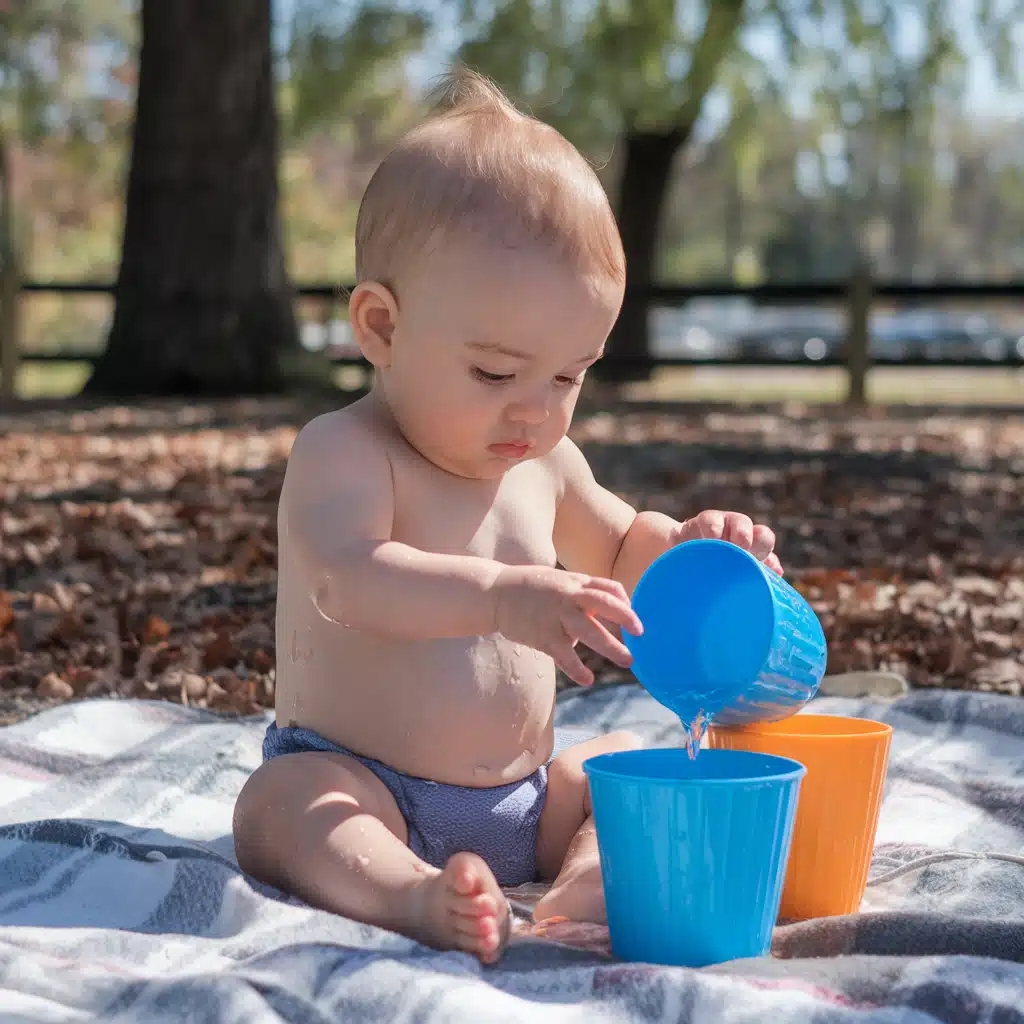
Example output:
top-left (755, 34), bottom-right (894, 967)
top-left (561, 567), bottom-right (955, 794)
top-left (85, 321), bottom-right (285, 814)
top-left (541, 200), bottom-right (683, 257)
top-left (674, 510), bottom-right (783, 575)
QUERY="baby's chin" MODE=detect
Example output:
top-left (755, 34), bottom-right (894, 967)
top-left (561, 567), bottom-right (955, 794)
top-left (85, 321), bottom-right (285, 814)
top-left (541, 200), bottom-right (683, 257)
top-left (431, 449), bottom-right (539, 481)
top-left (459, 458), bottom-right (527, 481)
top-left (405, 430), bottom-right (551, 480)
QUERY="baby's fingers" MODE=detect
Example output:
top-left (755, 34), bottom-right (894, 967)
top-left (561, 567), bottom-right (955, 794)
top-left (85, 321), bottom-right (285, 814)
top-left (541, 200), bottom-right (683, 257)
top-left (750, 524), bottom-right (777, 563)
top-left (563, 609), bottom-right (633, 669)
top-left (576, 575), bottom-right (629, 601)
top-left (575, 586), bottom-right (643, 637)
top-left (551, 638), bottom-right (593, 687)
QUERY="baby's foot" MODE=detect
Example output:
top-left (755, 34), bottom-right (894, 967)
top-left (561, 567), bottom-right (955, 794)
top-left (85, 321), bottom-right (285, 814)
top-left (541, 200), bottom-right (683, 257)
top-left (533, 856), bottom-right (606, 925)
top-left (414, 852), bottom-right (510, 963)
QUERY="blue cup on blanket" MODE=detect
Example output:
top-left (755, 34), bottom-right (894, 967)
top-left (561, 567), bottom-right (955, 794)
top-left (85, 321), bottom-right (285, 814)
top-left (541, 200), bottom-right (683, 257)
top-left (584, 748), bottom-right (805, 967)
top-left (625, 539), bottom-right (827, 728)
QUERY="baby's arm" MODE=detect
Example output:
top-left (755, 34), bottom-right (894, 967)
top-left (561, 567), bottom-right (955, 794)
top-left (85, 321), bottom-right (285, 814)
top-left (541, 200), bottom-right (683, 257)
top-left (282, 414), bottom-right (502, 638)
top-left (551, 438), bottom-right (678, 595)
top-left (552, 439), bottom-right (780, 596)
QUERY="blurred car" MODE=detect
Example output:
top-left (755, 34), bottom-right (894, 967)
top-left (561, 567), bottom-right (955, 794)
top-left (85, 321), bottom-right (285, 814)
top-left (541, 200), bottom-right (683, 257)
top-left (871, 310), bottom-right (1021, 363)
top-left (732, 307), bottom-right (1023, 365)
top-left (734, 308), bottom-right (843, 362)
top-left (300, 318), bottom-right (362, 359)
top-left (651, 303), bottom-right (743, 361)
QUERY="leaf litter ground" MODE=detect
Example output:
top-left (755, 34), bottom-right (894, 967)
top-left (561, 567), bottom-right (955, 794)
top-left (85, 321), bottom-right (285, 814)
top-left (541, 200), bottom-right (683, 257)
top-left (1, 395), bottom-right (1021, 725)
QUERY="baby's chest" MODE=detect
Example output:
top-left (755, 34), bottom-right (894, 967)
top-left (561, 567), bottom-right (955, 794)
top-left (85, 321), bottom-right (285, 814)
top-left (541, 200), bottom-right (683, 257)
top-left (392, 466), bottom-right (558, 567)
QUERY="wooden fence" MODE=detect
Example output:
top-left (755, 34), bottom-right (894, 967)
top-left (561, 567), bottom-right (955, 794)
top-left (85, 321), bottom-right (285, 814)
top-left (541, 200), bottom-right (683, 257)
top-left (2, 274), bottom-right (1022, 402)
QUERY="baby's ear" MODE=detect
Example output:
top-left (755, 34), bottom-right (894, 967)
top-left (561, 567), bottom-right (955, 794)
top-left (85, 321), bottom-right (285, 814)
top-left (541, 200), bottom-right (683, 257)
top-left (349, 281), bottom-right (398, 368)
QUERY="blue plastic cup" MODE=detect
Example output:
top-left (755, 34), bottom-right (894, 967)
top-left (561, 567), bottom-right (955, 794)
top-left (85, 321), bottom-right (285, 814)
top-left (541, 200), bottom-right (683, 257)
top-left (585, 748), bottom-right (805, 967)
top-left (625, 539), bottom-right (828, 727)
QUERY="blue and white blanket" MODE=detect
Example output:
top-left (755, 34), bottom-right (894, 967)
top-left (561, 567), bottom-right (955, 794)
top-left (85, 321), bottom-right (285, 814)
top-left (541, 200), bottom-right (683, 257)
top-left (2, 686), bottom-right (1023, 1022)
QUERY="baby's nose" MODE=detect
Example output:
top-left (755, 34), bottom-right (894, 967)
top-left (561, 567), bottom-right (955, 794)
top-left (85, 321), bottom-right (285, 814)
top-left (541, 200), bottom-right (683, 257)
top-left (507, 392), bottom-right (549, 424)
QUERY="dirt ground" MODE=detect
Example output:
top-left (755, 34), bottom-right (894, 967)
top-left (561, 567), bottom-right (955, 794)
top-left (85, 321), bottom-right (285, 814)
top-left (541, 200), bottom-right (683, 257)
top-left (1, 392), bottom-right (1022, 725)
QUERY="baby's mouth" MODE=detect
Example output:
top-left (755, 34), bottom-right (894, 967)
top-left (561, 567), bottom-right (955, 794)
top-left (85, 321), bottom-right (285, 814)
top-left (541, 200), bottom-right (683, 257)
top-left (488, 441), bottom-right (532, 459)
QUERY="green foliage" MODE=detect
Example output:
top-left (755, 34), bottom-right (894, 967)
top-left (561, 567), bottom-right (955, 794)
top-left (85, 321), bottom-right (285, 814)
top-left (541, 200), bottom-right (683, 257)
top-left (457, 0), bottom-right (1020, 154)
top-left (282, 2), bottom-right (429, 140)
top-left (458, 0), bottom-right (748, 149)
top-left (0, 0), bottom-right (136, 142)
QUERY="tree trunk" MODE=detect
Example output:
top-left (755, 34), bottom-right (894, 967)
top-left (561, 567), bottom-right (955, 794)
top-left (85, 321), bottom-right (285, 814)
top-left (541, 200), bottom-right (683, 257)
top-left (891, 104), bottom-right (919, 277)
top-left (724, 146), bottom-right (743, 276)
top-left (597, 0), bottom-right (747, 382)
top-left (0, 130), bottom-right (20, 402)
top-left (844, 260), bottom-right (872, 407)
top-left (87, 0), bottom-right (297, 397)
top-left (596, 128), bottom-right (684, 382)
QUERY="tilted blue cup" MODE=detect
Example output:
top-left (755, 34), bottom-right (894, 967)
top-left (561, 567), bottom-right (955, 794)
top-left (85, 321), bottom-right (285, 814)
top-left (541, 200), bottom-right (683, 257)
top-left (624, 539), bottom-right (827, 727)
top-left (584, 747), bottom-right (806, 966)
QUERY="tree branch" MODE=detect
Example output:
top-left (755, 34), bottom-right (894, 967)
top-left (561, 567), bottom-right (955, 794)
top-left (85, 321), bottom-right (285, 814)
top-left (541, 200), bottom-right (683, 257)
top-left (675, 0), bottom-right (747, 132)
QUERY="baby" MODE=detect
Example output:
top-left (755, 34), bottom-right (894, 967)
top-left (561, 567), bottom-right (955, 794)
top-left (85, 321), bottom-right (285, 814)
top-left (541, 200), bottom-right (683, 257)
top-left (233, 70), bottom-right (782, 964)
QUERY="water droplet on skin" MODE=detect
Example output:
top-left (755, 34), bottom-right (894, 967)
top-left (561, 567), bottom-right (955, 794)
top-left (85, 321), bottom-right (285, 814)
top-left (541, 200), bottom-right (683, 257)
top-left (357, 854), bottom-right (370, 868)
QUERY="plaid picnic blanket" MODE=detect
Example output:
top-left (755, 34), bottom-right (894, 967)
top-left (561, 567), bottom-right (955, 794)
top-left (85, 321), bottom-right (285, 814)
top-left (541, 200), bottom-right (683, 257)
top-left (1, 685), bottom-right (1023, 1021)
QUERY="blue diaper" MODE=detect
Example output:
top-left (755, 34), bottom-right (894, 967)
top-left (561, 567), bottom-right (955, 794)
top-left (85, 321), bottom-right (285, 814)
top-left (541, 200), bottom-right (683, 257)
top-left (262, 722), bottom-right (588, 887)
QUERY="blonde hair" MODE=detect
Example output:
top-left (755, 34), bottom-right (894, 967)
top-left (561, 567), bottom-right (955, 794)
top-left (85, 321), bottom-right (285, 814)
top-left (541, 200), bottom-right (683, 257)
top-left (354, 68), bottom-right (624, 290)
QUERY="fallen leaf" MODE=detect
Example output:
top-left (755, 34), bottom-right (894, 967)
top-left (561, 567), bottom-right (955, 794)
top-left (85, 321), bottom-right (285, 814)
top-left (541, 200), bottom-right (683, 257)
top-left (36, 673), bottom-right (73, 700)
top-left (143, 615), bottom-right (172, 645)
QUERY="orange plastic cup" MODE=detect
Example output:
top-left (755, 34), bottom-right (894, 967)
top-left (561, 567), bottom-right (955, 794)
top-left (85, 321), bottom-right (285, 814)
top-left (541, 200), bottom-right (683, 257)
top-left (707, 714), bottom-right (892, 920)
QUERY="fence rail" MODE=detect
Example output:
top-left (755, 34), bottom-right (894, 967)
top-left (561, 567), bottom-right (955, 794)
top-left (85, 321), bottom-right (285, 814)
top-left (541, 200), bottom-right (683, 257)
top-left (18, 279), bottom-right (1024, 300)
top-left (5, 278), bottom-right (1024, 397)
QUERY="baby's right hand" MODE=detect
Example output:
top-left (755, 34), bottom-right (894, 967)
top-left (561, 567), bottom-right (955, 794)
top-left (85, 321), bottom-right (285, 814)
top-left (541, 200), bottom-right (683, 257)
top-left (490, 566), bottom-right (643, 686)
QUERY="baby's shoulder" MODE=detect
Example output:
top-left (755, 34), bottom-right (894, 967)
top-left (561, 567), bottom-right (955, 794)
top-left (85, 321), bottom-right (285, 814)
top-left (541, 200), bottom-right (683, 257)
top-left (285, 399), bottom-right (392, 490)
top-left (535, 436), bottom-right (594, 494)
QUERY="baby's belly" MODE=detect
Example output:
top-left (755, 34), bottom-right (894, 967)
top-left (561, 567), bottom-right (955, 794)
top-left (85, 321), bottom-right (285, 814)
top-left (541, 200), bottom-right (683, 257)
top-left (276, 621), bottom-right (558, 787)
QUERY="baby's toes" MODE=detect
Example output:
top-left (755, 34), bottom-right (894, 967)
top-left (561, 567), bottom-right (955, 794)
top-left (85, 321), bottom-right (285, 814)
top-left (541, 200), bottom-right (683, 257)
top-left (450, 889), bottom-right (497, 921)
top-left (456, 912), bottom-right (503, 961)
top-left (441, 853), bottom-right (509, 961)
top-left (446, 851), bottom-right (491, 896)
top-left (452, 906), bottom-right (499, 946)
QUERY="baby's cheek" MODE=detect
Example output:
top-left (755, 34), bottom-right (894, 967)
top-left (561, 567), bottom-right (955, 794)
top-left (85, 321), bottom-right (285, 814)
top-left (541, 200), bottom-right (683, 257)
top-left (554, 402), bottom-right (577, 435)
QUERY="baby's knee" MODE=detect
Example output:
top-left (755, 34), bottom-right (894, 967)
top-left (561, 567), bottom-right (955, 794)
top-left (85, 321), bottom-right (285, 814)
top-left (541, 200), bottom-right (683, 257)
top-left (232, 761), bottom-right (286, 878)
top-left (603, 729), bottom-right (642, 753)
top-left (549, 730), bottom-right (642, 794)
top-left (573, 730), bottom-right (642, 816)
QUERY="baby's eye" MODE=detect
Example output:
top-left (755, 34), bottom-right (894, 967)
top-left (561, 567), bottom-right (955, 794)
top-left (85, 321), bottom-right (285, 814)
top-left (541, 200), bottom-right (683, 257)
top-left (555, 373), bottom-right (585, 387)
top-left (471, 366), bottom-right (514, 384)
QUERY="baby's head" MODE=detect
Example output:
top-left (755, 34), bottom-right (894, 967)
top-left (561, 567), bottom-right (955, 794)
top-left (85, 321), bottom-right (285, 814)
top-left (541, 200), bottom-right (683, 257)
top-left (350, 69), bottom-right (625, 479)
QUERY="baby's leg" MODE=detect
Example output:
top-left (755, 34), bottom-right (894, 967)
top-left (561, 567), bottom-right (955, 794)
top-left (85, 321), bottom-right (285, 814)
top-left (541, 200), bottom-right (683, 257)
top-left (233, 750), bottom-right (509, 962)
top-left (533, 731), bottom-right (641, 924)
